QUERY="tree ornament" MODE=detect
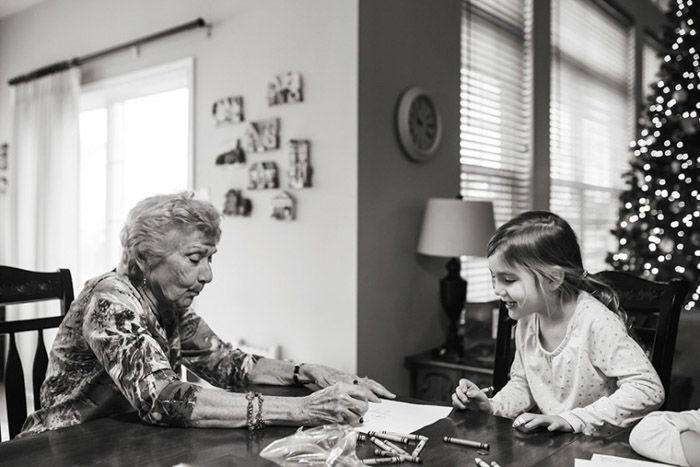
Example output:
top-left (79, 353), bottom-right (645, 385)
top-left (691, 231), bottom-right (700, 248)
top-left (673, 89), bottom-right (689, 103)
top-left (680, 117), bottom-right (699, 134)
top-left (660, 237), bottom-right (675, 253)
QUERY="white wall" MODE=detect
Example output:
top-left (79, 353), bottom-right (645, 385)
top-left (0, 0), bottom-right (359, 372)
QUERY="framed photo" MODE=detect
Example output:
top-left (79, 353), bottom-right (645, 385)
top-left (212, 95), bottom-right (244, 125)
top-left (267, 72), bottom-right (303, 105)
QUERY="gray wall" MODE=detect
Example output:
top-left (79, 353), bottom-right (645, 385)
top-left (357, 0), bottom-right (462, 395)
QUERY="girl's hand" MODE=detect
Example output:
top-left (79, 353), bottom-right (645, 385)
top-left (300, 382), bottom-right (370, 425)
top-left (512, 413), bottom-right (574, 433)
top-left (302, 364), bottom-right (396, 402)
top-left (451, 378), bottom-right (491, 412)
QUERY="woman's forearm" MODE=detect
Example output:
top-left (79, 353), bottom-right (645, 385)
top-left (188, 386), bottom-right (306, 428)
top-left (247, 357), bottom-right (312, 386)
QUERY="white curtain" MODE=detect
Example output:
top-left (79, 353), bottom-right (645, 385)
top-left (7, 67), bottom-right (81, 297)
top-left (3, 68), bottom-right (80, 418)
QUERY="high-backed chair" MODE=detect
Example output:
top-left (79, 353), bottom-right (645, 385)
top-left (0, 266), bottom-right (74, 440)
top-left (493, 271), bottom-right (691, 409)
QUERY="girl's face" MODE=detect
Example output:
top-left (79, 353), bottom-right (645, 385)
top-left (145, 228), bottom-right (217, 311)
top-left (488, 250), bottom-right (547, 320)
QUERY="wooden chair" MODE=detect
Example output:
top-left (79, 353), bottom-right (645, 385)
top-left (492, 271), bottom-right (691, 409)
top-left (0, 266), bottom-right (74, 440)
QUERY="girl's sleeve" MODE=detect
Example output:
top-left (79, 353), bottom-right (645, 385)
top-left (179, 308), bottom-right (260, 391)
top-left (629, 410), bottom-right (700, 467)
top-left (83, 292), bottom-right (202, 427)
top-left (558, 314), bottom-right (665, 436)
top-left (490, 347), bottom-right (536, 418)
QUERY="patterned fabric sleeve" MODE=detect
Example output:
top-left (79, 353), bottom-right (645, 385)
top-left (179, 308), bottom-right (260, 391)
top-left (83, 291), bottom-right (201, 427)
top-left (490, 346), bottom-right (536, 418)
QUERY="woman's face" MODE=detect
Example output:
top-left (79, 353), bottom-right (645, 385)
top-left (145, 227), bottom-right (217, 311)
top-left (488, 251), bottom-right (546, 320)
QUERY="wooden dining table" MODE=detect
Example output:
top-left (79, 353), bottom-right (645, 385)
top-left (0, 385), bottom-right (654, 466)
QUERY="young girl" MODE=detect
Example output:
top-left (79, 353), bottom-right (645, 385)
top-left (451, 211), bottom-right (664, 437)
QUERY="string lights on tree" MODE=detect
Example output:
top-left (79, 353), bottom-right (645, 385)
top-left (607, 0), bottom-right (700, 310)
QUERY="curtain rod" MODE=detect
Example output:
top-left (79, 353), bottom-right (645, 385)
top-left (8, 17), bottom-right (207, 86)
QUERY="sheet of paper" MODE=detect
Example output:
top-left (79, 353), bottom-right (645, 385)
top-left (575, 460), bottom-right (594, 467)
top-left (590, 454), bottom-right (673, 467)
top-left (354, 399), bottom-right (452, 434)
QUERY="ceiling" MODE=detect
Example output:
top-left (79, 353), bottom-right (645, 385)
top-left (0, 0), bottom-right (50, 20)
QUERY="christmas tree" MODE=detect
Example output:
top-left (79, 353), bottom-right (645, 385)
top-left (607, 0), bottom-right (700, 310)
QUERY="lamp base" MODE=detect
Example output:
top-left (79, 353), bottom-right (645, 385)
top-left (438, 258), bottom-right (467, 362)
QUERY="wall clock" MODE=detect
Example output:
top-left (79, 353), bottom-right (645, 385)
top-left (396, 87), bottom-right (442, 162)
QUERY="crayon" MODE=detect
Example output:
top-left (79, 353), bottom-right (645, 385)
top-left (369, 431), bottom-right (412, 444)
top-left (474, 457), bottom-right (490, 467)
top-left (379, 430), bottom-right (425, 442)
top-left (443, 436), bottom-right (490, 450)
top-left (373, 450), bottom-right (423, 464)
top-left (370, 436), bottom-right (400, 454)
top-left (363, 457), bottom-right (402, 465)
top-left (412, 437), bottom-right (428, 457)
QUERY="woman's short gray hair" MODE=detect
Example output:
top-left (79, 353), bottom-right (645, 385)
top-left (117, 192), bottom-right (221, 282)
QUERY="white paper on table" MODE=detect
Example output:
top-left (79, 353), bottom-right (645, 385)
top-left (353, 399), bottom-right (452, 435)
top-left (589, 454), bottom-right (674, 467)
top-left (575, 460), bottom-right (595, 467)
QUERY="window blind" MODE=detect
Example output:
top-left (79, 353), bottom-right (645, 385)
top-left (550, 0), bottom-right (634, 274)
top-left (460, 0), bottom-right (533, 301)
top-left (642, 41), bottom-right (663, 99)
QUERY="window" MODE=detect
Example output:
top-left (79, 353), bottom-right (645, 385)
top-left (642, 37), bottom-right (664, 100)
top-left (460, 0), bottom-right (533, 301)
top-left (78, 59), bottom-right (193, 286)
top-left (550, 0), bottom-right (634, 273)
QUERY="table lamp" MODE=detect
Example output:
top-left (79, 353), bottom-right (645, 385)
top-left (417, 198), bottom-right (496, 360)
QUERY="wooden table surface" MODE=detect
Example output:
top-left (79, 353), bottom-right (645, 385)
top-left (0, 385), bottom-right (651, 466)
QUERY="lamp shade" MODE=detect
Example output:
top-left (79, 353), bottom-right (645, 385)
top-left (417, 199), bottom-right (495, 258)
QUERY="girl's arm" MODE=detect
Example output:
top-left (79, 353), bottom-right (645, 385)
top-left (558, 315), bottom-right (665, 436)
top-left (490, 347), bottom-right (535, 418)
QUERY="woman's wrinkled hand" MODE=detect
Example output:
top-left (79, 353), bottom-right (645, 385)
top-left (451, 378), bottom-right (491, 412)
top-left (512, 413), bottom-right (574, 433)
top-left (302, 364), bottom-right (396, 402)
top-left (300, 383), bottom-right (370, 425)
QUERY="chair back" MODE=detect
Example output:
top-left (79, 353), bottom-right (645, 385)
top-left (594, 271), bottom-right (690, 405)
top-left (0, 266), bottom-right (74, 440)
top-left (492, 271), bottom-right (691, 405)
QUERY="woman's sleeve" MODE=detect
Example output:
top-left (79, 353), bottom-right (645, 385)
top-left (558, 314), bottom-right (665, 436)
top-left (490, 347), bottom-right (536, 418)
top-left (179, 308), bottom-right (260, 391)
top-left (83, 292), bottom-right (202, 427)
top-left (629, 410), bottom-right (700, 467)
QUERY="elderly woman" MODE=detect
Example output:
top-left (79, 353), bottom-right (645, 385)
top-left (21, 192), bottom-right (393, 436)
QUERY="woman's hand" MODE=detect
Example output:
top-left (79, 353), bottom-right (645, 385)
top-left (300, 383), bottom-right (370, 425)
top-left (451, 378), bottom-right (491, 412)
top-left (512, 413), bottom-right (574, 433)
top-left (302, 364), bottom-right (395, 402)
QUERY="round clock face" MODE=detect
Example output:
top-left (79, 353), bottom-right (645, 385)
top-left (396, 87), bottom-right (442, 162)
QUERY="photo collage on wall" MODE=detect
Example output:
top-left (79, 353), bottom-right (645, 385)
top-left (212, 71), bottom-right (310, 221)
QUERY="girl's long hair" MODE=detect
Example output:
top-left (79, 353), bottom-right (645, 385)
top-left (487, 211), bottom-right (622, 317)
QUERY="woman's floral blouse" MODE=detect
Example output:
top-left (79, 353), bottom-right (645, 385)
top-left (20, 271), bottom-right (259, 437)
